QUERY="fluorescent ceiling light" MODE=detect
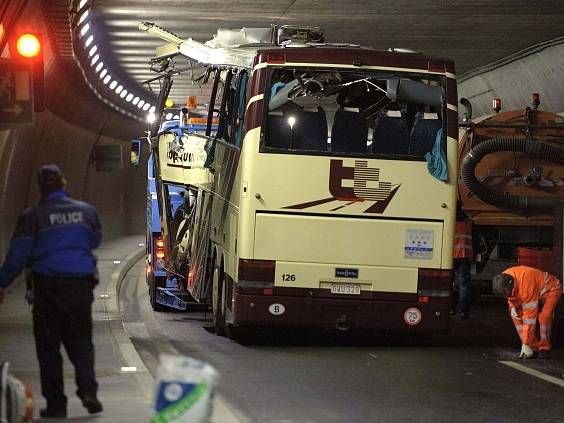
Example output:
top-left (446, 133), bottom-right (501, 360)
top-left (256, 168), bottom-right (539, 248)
top-left (126, 93), bottom-right (133, 102)
top-left (80, 23), bottom-right (90, 37)
top-left (149, 106), bottom-right (156, 113)
top-left (132, 97), bottom-right (140, 105)
top-left (109, 80), bottom-right (117, 89)
top-left (78, 10), bottom-right (89, 25)
top-left (142, 103), bottom-right (150, 111)
top-left (95, 62), bottom-right (104, 72)
top-left (103, 75), bottom-right (111, 84)
top-left (120, 89), bottom-right (127, 98)
top-left (84, 34), bottom-right (94, 47)
top-left (99, 68), bottom-right (107, 78)
top-left (88, 45), bottom-right (97, 56)
top-left (91, 54), bottom-right (99, 65)
top-left (115, 85), bottom-right (123, 94)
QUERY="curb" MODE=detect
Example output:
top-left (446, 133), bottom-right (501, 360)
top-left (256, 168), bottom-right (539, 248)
top-left (103, 247), bottom-right (155, 402)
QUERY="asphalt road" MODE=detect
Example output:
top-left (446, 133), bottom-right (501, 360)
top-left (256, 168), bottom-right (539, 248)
top-left (120, 261), bottom-right (564, 423)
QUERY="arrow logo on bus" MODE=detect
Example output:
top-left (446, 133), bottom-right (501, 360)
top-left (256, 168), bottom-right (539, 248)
top-left (284, 159), bottom-right (400, 214)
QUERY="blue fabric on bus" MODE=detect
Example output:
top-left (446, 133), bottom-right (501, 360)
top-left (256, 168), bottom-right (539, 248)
top-left (424, 128), bottom-right (448, 181)
top-left (0, 191), bottom-right (101, 287)
top-left (270, 82), bottom-right (285, 99)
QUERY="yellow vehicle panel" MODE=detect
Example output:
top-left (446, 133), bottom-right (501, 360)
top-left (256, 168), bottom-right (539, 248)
top-left (274, 261), bottom-right (418, 293)
top-left (254, 213), bottom-right (443, 268)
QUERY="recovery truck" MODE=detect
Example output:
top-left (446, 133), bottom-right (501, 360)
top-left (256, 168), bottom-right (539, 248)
top-left (146, 114), bottom-right (217, 311)
top-left (458, 94), bottom-right (564, 334)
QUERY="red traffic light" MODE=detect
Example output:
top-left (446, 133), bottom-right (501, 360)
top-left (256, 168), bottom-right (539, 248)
top-left (9, 32), bottom-right (45, 112)
top-left (15, 33), bottom-right (41, 58)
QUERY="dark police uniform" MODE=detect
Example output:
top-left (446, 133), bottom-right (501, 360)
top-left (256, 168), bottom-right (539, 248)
top-left (0, 188), bottom-right (102, 414)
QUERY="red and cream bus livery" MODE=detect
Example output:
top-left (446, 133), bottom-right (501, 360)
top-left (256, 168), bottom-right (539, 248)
top-left (142, 24), bottom-right (458, 337)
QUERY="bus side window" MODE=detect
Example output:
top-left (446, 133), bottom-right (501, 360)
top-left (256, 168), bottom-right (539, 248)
top-left (216, 69), bottom-right (234, 144)
top-left (231, 70), bottom-right (248, 147)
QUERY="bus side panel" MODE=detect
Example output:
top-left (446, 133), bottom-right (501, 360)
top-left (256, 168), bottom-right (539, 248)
top-left (210, 141), bottom-right (242, 279)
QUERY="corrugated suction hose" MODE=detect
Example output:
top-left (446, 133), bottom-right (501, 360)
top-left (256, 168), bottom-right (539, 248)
top-left (461, 137), bottom-right (564, 211)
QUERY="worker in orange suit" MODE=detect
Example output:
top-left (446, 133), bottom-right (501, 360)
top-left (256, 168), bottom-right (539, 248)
top-left (492, 265), bottom-right (562, 359)
top-left (452, 207), bottom-right (473, 319)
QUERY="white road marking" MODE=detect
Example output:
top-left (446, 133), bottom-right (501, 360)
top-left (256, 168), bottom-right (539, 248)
top-left (369, 353), bottom-right (378, 359)
top-left (132, 272), bottom-right (245, 423)
top-left (499, 360), bottom-right (564, 388)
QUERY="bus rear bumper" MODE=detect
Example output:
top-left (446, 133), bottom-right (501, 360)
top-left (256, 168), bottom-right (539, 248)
top-left (233, 292), bottom-right (450, 334)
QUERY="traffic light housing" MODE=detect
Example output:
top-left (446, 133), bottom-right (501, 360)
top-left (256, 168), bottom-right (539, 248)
top-left (9, 32), bottom-right (45, 112)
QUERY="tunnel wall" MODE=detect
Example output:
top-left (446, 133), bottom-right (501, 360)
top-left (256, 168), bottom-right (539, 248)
top-left (0, 2), bottom-right (147, 263)
top-left (458, 38), bottom-right (564, 117)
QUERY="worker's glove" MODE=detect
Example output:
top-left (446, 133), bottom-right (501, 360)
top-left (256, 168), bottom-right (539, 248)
top-left (510, 307), bottom-right (521, 320)
top-left (518, 344), bottom-right (534, 359)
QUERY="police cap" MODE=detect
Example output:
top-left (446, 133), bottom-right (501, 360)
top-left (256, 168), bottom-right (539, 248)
top-left (37, 164), bottom-right (64, 194)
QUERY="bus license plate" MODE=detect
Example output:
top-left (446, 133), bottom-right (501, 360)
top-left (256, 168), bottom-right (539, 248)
top-left (331, 283), bottom-right (361, 295)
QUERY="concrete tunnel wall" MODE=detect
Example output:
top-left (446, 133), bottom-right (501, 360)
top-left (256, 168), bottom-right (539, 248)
top-left (458, 37), bottom-right (564, 117)
top-left (0, 8), bottom-right (148, 265)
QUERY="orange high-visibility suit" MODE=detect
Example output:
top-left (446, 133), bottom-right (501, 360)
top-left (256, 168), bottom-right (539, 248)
top-left (503, 265), bottom-right (562, 352)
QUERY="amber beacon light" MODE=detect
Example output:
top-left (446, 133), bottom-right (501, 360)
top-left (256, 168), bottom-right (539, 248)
top-left (15, 33), bottom-right (41, 58)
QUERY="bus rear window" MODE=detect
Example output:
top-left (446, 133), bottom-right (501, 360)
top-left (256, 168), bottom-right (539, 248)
top-left (262, 68), bottom-right (444, 159)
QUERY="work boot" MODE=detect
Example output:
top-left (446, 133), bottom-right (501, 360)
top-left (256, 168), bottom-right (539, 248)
top-left (537, 350), bottom-right (551, 359)
top-left (81, 395), bottom-right (103, 414)
top-left (39, 407), bottom-right (67, 418)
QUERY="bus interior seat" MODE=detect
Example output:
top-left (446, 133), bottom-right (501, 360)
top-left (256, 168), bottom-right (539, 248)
top-left (266, 113), bottom-right (292, 149)
top-left (371, 110), bottom-right (410, 155)
top-left (331, 109), bottom-right (368, 153)
top-left (409, 112), bottom-right (442, 156)
top-left (292, 107), bottom-right (328, 151)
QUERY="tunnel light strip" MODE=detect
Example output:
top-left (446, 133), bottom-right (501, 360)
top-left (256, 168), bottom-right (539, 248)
top-left (70, 1), bottom-right (163, 121)
top-left (79, 23), bottom-right (90, 37)
top-left (78, 10), bottom-right (89, 25)
top-left (84, 34), bottom-right (94, 47)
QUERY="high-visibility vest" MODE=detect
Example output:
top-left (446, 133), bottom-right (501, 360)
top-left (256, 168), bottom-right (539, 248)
top-left (453, 219), bottom-right (473, 259)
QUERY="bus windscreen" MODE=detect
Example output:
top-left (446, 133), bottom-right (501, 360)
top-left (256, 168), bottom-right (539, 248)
top-left (263, 68), bottom-right (444, 159)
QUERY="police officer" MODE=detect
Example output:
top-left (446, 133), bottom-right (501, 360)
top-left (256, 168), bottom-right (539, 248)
top-left (0, 165), bottom-right (103, 418)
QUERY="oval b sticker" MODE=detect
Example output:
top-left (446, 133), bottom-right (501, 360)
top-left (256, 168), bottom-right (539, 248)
top-left (404, 307), bottom-right (422, 326)
top-left (268, 303), bottom-right (285, 316)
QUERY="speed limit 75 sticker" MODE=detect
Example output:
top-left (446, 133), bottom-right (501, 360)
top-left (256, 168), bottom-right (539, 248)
top-left (403, 307), bottom-right (422, 326)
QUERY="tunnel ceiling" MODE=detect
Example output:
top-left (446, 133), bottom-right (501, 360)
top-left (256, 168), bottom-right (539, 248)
top-left (90, 0), bottom-right (564, 106)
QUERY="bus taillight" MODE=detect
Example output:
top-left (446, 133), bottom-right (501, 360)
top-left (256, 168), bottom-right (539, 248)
top-left (238, 259), bottom-right (275, 288)
top-left (417, 268), bottom-right (452, 299)
top-left (155, 236), bottom-right (165, 259)
top-left (267, 53), bottom-right (285, 64)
